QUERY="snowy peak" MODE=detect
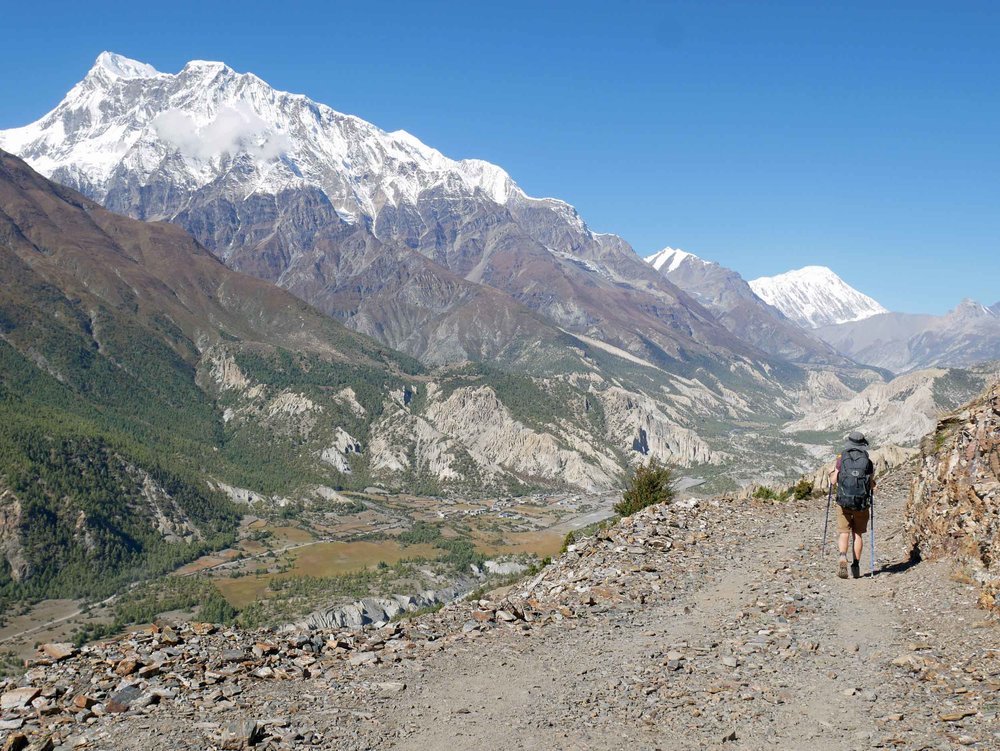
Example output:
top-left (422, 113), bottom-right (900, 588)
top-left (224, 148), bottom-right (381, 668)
top-left (0, 52), bottom-right (527, 223)
top-left (644, 247), bottom-right (710, 274)
top-left (89, 51), bottom-right (161, 81)
top-left (749, 266), bottom-right (888, 329)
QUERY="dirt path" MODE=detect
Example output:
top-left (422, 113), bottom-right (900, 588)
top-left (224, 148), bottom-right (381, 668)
top-left (353, 466), bottom-right (997, 750)
top-left (18, 466), bottom-right (998, 751)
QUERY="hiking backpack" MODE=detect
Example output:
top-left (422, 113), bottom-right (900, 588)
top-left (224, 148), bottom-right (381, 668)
top-left (836, 448), bottom-right (874, 510)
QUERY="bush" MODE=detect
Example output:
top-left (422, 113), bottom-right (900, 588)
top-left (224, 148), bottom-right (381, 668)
top-left (791, 478), bottom-right (814, 500)
top-left (752, 486), bottom-right (778, 501)
top-left (615, 459), bottom-right (675, 517)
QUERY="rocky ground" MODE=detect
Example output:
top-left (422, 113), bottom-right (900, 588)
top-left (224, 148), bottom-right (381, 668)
top-left (2, 463), bottom-right (999, 751)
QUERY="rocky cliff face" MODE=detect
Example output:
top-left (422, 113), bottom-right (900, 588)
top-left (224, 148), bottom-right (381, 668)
top-left (786, 366), bottom-right (996, 447)
top-left (208, 348), bottom-right (732, 496)
top-left (908, 381), bottom-right (1000, 611)
top-left (0, 481), bottom-right (29, 582)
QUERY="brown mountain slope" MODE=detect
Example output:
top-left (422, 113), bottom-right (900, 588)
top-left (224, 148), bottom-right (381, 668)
top-left (374, 190), bottom-right (767, 368)
top-left (0, 149), bottom-right (703, 502)
top-left (0, 150), bottom-right (406, 367)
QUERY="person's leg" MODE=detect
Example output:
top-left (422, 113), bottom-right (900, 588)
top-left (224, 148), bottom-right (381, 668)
top-left (849, 527), bottom-right (862, 577)
top-left (852, 509), bottom-right (869, 574)
top-left (836, 508), bottom-right (850, 578)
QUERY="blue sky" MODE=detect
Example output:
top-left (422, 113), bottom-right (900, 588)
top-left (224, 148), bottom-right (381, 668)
top-left (1, 0), bottom-right (997, 314)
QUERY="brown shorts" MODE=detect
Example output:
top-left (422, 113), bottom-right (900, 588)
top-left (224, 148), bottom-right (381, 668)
top-left (837, 505), bottom-right (869, 534)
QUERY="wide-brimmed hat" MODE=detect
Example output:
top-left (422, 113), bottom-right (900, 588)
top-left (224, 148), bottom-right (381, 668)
top-left (845, 430), bottom-right (869, 449)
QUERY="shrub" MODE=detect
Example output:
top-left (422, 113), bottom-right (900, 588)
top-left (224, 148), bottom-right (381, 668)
top-left (791, 478), bottom-right (813, 500)
top-left (615, 459), bottom-right (676, 517)
top-left (752, 486), bottom-right (778, 501)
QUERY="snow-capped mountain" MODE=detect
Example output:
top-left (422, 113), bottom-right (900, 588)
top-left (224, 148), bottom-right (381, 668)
top-left (1, 52), bottom-right (771, 381)
top-left (0, 52), bottom-right (559, 226)
top-left (644, 249), bottom-right (847, 363)
top-left (749, 266), bottom-right (888, 329)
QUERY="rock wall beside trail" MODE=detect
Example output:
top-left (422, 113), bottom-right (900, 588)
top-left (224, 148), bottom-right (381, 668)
top-left (908, 381), bottom-right (1000, 610)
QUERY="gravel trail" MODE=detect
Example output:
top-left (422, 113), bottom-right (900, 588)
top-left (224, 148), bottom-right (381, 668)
top-left (5, 465), bottom-right (997, 750)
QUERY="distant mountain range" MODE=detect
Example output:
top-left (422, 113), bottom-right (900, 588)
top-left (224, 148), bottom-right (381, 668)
top-left (644, 247), bottom-right (999, 375)
top-left (3, 53), bottom-right (872, 468)
top-left (644, 248), bottom-right (847, 364)
top-left (14, 52), bottom-right (989, 383)
top-left (815, 299), bottom-right (1000, 373)
top-left (0, 52), bottom-right (995, 493)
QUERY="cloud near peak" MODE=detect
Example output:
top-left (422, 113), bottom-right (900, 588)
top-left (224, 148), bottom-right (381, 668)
top-left (152, 103), bottom-right (290, 161)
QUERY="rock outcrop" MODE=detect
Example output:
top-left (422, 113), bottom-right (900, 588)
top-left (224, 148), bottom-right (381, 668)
top-left (0, 482), bottom-right (29, 582)
top-left (296, 581), bottom-right (473, 631)
top-left (908, 381), bottom-right (1000, 610)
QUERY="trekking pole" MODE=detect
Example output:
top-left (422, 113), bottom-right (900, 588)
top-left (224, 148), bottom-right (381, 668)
top-left (870, 492), bottom-right (876, 578)
top-left (821, 484), bottom-right (832, 555)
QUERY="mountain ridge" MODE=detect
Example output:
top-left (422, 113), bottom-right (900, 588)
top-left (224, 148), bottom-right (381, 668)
top-left (643, 248), bottom-right (850, 364)
top-left (0, 52), bottom-right (777, 379)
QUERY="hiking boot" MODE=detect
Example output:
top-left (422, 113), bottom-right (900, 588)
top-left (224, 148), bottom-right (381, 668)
top-left (850, 561), bottom-right (861, 579)
top-left (838, 559), bottom-right (848, 579)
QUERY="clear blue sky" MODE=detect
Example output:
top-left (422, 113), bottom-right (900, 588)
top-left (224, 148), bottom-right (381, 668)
top-left (2, 0), bottom-right (997, 314)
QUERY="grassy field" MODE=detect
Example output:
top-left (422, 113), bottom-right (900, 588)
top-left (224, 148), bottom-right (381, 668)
top-left (213, 540), bottom-right (439, 607)
top-left (478, 529), bottom-right (566, 557)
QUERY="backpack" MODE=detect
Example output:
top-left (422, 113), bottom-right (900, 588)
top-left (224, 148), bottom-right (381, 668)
top-left (837, 448), bottom-right (873, 510)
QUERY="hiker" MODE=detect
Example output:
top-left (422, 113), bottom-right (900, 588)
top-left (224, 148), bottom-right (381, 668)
top-left (828, 431), bottom-right (876, 579)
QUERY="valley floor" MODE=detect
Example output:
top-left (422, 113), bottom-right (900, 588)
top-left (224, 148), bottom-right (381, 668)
top-left (5, 465), bottom-right (998, 750)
